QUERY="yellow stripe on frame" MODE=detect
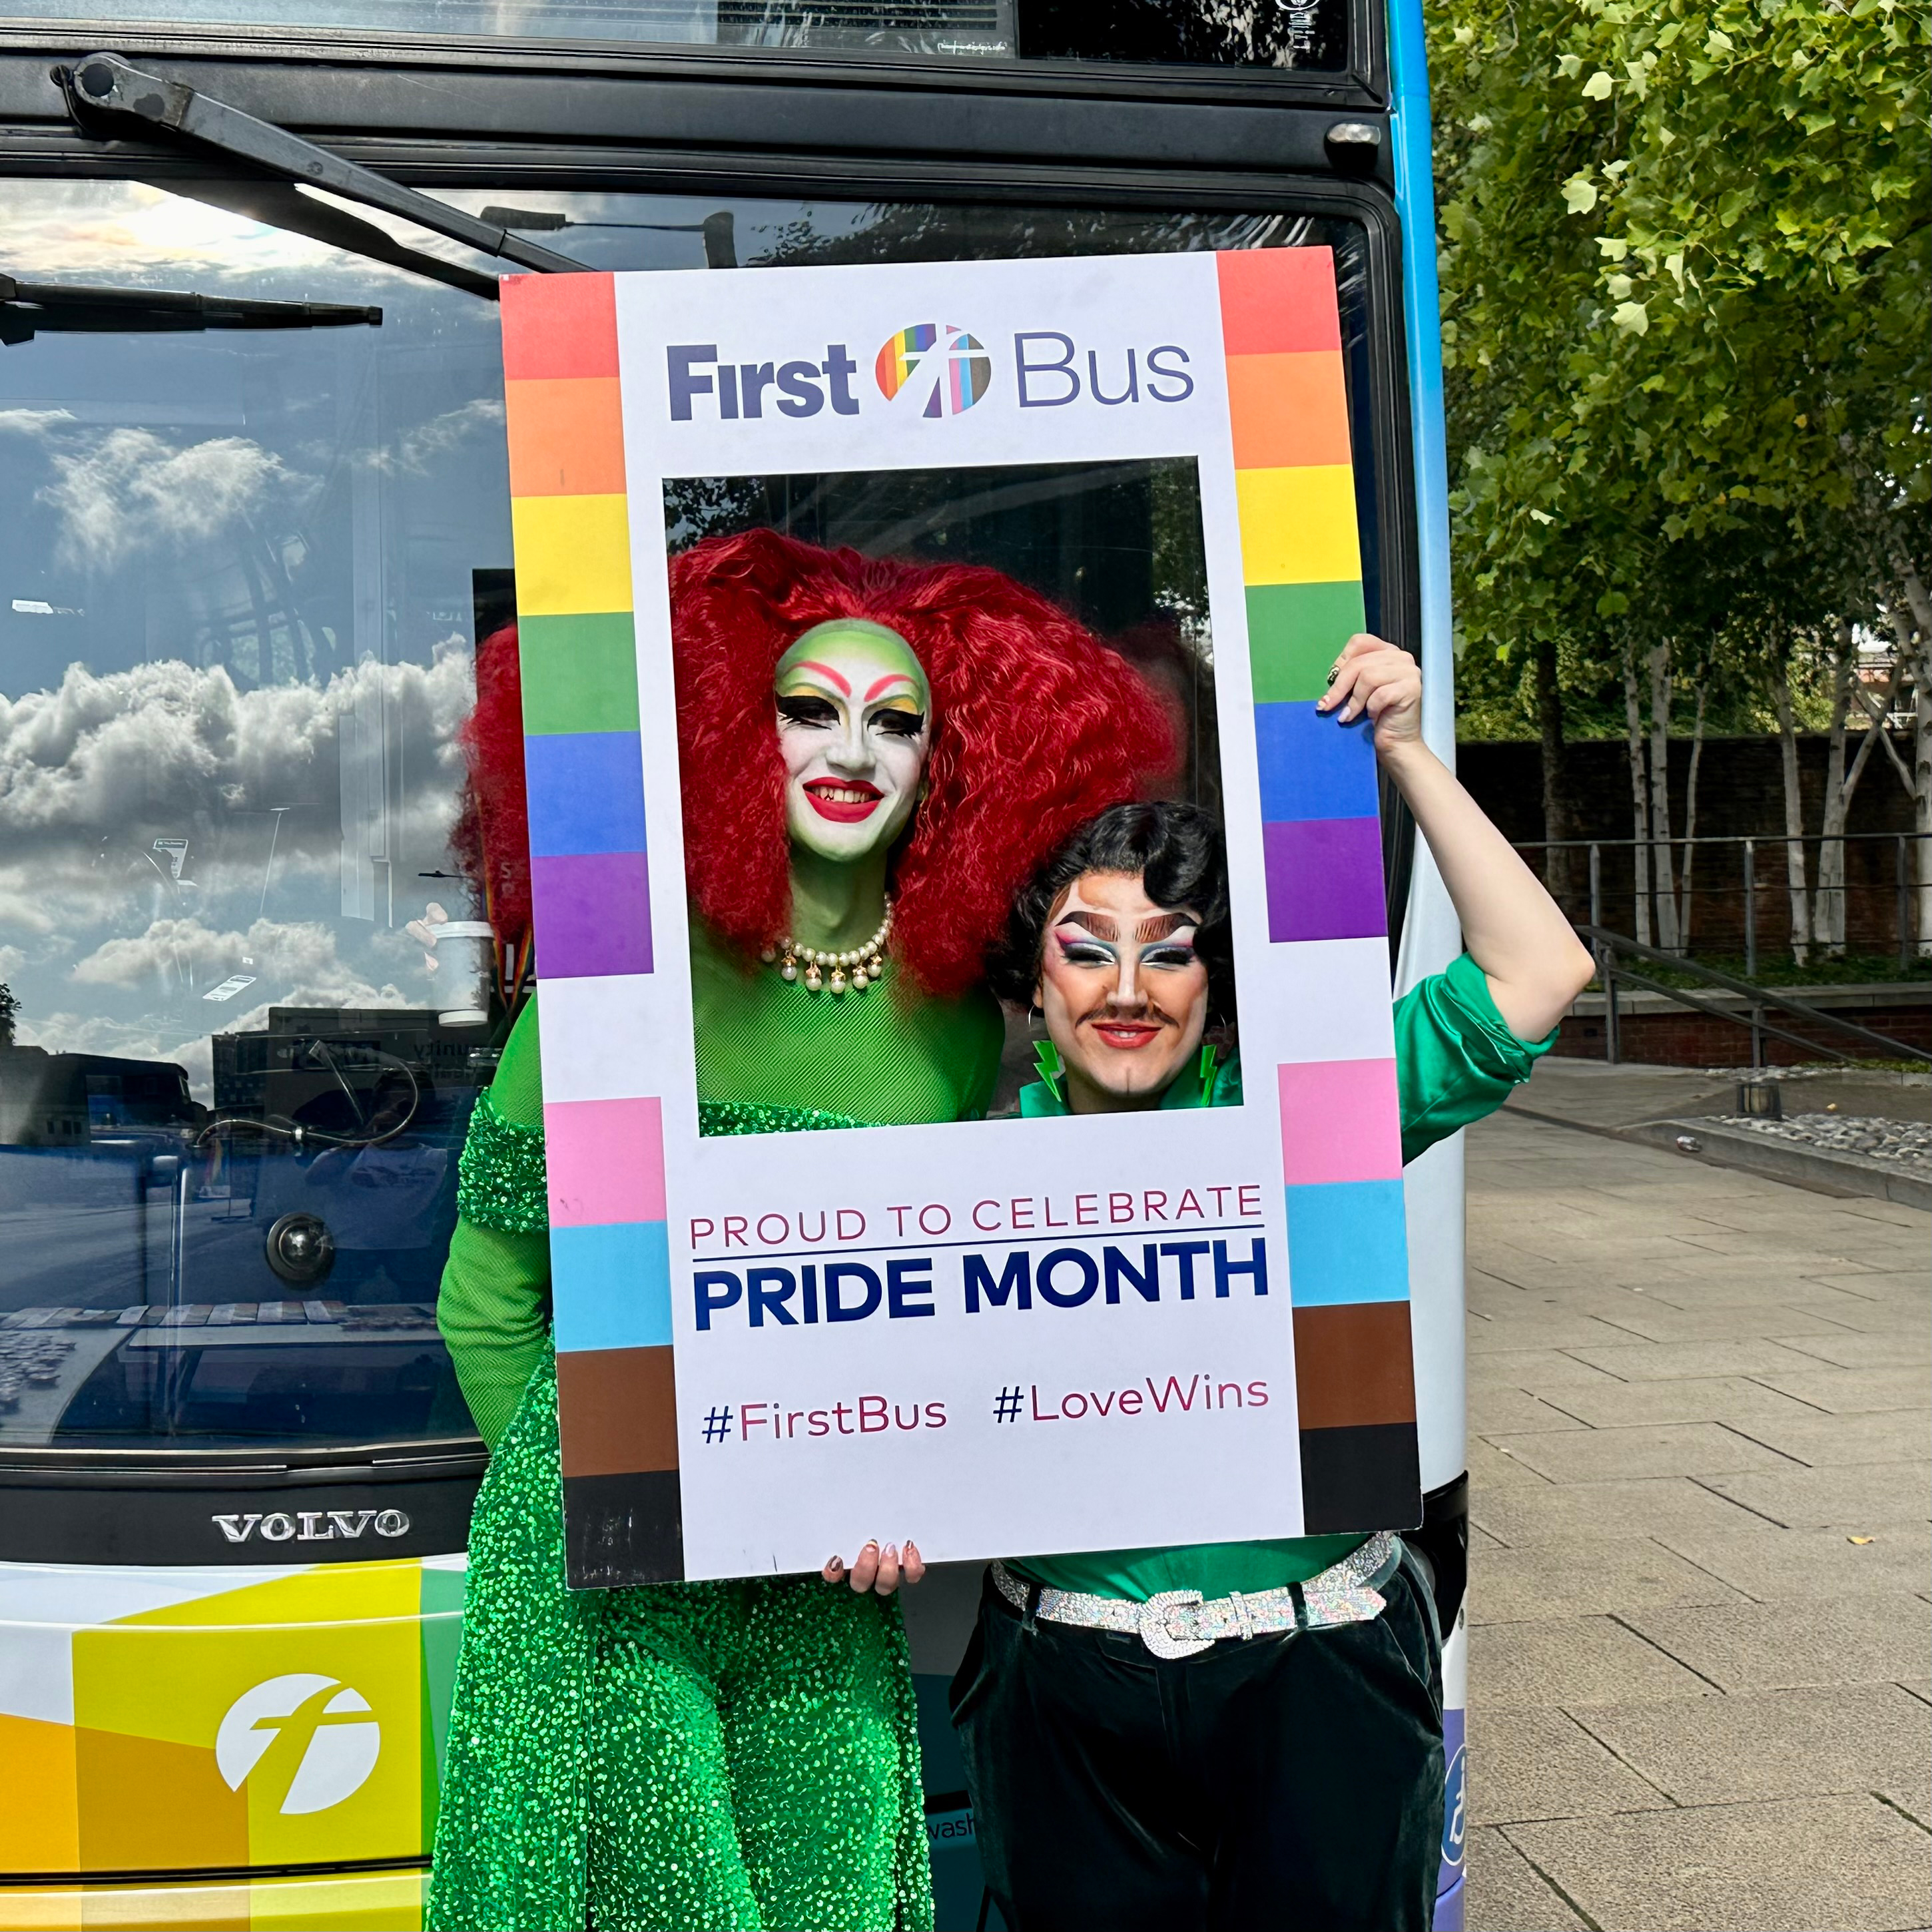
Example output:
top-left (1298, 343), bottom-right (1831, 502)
top-left (511, 494), bottom-right (633, 617)
top-left (1235, 466), bottom-right (1363, 588)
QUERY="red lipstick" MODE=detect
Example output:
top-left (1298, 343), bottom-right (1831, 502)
top-left (1090, 1022), bottom-right (1163, 1050)
top-left (804, 779), bottom-right (884, 823)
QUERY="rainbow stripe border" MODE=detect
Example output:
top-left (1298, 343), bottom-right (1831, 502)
top-left (501, 273), bottom-right (685, 1583)
top-left (1217, 248), bottom-right (1420, 1534)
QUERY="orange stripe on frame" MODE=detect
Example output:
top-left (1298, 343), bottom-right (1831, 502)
top-left (1227, 350), bottom-right (1353, 472)
top-left (507, 376), bottom-right (627, 498)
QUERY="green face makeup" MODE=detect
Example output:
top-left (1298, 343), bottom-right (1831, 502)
top-left (773, 619), bottom-right (934, 865)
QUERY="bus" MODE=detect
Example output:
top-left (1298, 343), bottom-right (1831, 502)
top-left (0, 2), bottom-right (1468, 1925)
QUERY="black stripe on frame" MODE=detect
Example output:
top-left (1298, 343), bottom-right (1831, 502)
top-left (563, 1468), bottom-right (685, 1588)
top-left (1299, 1422), bottom-right (1423, 1535)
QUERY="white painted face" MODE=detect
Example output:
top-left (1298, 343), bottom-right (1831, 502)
top-left (774, 620), bottom-right (932, 864)
top-left (1037, 870), bottom-right (1210, 1110)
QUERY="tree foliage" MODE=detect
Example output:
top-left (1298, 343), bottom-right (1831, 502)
top-left (1433, 0), bottom-right (1927, 697)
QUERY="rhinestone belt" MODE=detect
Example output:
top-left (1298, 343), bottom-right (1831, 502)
top-left (990, 1530), bottom-right (1404, 1660)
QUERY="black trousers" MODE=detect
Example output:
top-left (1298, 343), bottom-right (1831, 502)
top-left (949, 1553), bottom-right (1445, 1932)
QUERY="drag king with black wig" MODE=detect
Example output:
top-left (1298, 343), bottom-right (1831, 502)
top-left (427, 530), bottom-right (1174, 1932)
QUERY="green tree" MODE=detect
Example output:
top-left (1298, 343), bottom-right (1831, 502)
top-left (1432, 0), bottom-right (1929, 950)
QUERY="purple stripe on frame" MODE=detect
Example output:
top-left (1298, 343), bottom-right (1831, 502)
top-left (1261, 816), bottom-right (1387, 942)
top-left (531, 848), bottom-right (653, 976)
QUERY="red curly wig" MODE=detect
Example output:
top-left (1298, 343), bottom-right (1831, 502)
top-left (456, 530), bottom-right (1177, 998)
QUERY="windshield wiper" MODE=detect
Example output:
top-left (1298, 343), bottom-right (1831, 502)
top-left (176, 176), bottom-right (500, 302)
top-left (0, 272), bottom-right (380, 345)
top-left (59, 53), bottom-right (585, 294)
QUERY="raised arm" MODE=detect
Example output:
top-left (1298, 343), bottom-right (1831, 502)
top-left (1320, 635), bottom-right (1595, 1042)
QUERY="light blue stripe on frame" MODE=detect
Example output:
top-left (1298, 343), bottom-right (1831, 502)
top-left (524, 730), bottom-right (647, 858)
top-left (1253, 701), bottom-right (1381, 824)
top-left (551, 1219), bottom-right (673, 1351)
top-left (1284, 1179), bottom-right (1411, 1306)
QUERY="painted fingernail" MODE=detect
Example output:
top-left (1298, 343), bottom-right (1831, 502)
top-left (881, 1543), bottom-right (898, 1562)
top-left (826, 1556), bottom-right (842, 1571)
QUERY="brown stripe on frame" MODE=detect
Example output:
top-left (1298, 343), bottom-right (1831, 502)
top-left (563, 1469), bottom-right (684, 1587)
top-left (557, 1344), bottom-right (679, 1478)
top-left (1299, 1423), bottom-right (1421, 1534)
top-left (1291, 1301), bottom-right (1417, 1431)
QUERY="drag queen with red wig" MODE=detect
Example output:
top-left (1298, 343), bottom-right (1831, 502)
top-left (427, 530), bottom-right (1172, 1931)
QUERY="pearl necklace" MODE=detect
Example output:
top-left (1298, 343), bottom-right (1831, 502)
top-left (761, 902), bottom-right (892, 994)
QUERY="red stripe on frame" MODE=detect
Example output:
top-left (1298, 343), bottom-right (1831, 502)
top-left (1215, 248), bottom-right (1343, 358)
top-left (501, 272), bottom-right (620, 382)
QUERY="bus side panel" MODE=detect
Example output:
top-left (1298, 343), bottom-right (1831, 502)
top-left (0, 1556), bottom-right (464, 1891)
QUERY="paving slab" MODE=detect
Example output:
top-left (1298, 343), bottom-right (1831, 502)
top-left (1722, 1407), bottom-right (1932, 1468)
top-left (1472, 1476), bottom-right (1768, 1546)
top-left (1468, 1387), bottom-right (1592, 1435)
top-left (1470, 1707), bottom-right (1671, 1825)
top-left (1654, 1522), bottom-right (1932, 1601)
top-left (1531, 1376), bottom-right (1824, 1430)
top-left (1470, 1615), bottom-right (1718, 1708)
top-left (1698, 1460), bottom-right (1931, 1530)
top-left (1468, 1535), bottom-right (1747, 1624)
top-left (1746, 1364), bottom-right (1931, 1414)
top-left (1466, 1826), bottom-right (1589, 1932)
top-left (1505, 1793), bottom-right (1932, 1932)
top-left (1468, 1348), bottom-right (1627, 1391)
top-left (1771, 1330), bottom-right (1932, 1370)
top-left (1622, 1592), bottom-right (1932, 1692)
top-left (1570, 1682), bottom-right (1931, 1807)
top-left (1877, 1768), bottom-right (1931, 1831)
top-left (1466, 1435), bottom-right (1561, 1495)
top-left (1484, 1422), bottom-right (1798, 1484)
top-left (1565, 1337), bottom-right (1839, 1383)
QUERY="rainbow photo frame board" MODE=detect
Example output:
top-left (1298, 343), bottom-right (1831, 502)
top-left (499, 250), bottom-right (1419, 1587)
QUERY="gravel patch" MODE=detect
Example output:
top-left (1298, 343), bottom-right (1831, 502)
top-left (1715, 1114), bottom-right (1932, 1168)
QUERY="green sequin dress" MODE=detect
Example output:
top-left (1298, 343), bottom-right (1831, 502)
top-left (426, 931), bottom-right (1002, 1932)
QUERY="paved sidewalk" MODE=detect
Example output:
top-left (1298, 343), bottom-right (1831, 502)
top-left (1461, 1088), bottom-right (1932, 1932)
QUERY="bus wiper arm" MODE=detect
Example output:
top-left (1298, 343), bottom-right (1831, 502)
top-left (0, 272), bottom-right (380, 344)
top-left (62, 53), bottom-right (585, 278)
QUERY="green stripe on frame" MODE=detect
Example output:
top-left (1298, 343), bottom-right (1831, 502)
top-left (519, 612), bottom-right (641, 735)
top-left (1247, 581), bottom-right (1367, 704)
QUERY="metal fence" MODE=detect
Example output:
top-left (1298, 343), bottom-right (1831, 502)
top-left (1511, 832), bottom-right (1929, 977)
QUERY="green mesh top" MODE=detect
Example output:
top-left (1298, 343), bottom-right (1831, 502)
top-left (437, 926), bottom-right (1004, 1445)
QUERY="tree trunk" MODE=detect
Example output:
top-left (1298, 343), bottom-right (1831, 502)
top-left (1771, 666), bottom-right (1811, 967)
top-left (1646, 640), bottom-right (1681, 950)
top-left (1681, 677), bottom-right (1708, 953)
top-left (1894, 557), bottom-right (1932, 957)
top-left (1623, 649), bottom-right (1653, 946)
top-left (1811, 621), bottom-right (1857, 957)
top-left (1534, 637), bottom-right (1577, 916)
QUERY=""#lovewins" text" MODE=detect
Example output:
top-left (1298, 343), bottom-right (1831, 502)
top-left (695, 1238), bottom-right (1266, 1332)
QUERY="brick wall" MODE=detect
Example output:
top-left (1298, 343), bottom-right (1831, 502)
top-left (1552, 1002), bottom-right (1932, 1067)
top-left (1459, 735), bottom-right (1921, 954)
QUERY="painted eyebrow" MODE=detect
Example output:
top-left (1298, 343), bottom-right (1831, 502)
top-left (1056, 912), bottom-right (1120, 940)
top-left (1136, 914), bottom-right (1198, 942)
top-left (783, 660), bottom-right (850, 695)
top-left (864, 672), bottom-right (918, 701)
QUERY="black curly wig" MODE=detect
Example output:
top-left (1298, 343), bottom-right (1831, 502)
top-left (987, 801), bottom-right (1235, 1027)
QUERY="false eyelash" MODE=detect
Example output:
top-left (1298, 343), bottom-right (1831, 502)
top-left (1143, 946), bottom-right (1199, 969)
top-left (1057, 940), bottom-right (1117, 967)
top-left (777, 695), bottom-right (839, 727)
top-left (872, 710), bottom-right (926, 737)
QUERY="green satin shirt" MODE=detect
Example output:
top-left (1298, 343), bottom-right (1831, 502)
top-left (1012, 950), bottom-right (1553, 1602)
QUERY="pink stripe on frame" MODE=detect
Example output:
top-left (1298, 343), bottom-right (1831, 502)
top-left (1276, 1060), bottom-right (1403, 1186)
top-left (543, 1096), bottom-right (666, 1227)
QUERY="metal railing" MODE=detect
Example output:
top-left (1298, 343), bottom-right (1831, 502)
top-left (1513, 831), bottom-right (1930, 978)
top-left (1578, 925), bottom-right (1931, 1069)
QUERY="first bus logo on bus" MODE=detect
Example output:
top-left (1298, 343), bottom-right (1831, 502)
top-left (875, 322), bottom-right (992, 416)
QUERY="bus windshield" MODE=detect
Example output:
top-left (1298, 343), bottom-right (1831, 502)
top-left (0, 182), bottom-right (1382, 1454)
top-left (7, 0), bottom-right (1350, 67)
